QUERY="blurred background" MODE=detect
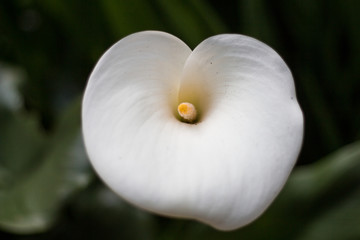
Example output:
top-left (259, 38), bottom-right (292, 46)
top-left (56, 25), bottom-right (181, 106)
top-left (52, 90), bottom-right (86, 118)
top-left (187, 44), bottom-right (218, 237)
top-left (0, 0), bottom-right (359, 239)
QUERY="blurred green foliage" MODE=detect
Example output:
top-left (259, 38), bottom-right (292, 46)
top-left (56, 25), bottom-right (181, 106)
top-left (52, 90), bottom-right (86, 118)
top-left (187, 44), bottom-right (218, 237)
top-left (0, 0), bottom-right (359, 239)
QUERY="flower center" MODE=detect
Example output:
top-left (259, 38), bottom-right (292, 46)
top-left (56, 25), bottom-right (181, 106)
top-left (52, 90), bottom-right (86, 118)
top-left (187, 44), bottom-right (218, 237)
top-left (177, 102), bottom-right (197, 123)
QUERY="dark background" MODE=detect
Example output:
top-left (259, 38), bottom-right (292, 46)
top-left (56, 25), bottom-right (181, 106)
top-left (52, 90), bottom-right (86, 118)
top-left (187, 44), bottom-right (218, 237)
top-left (0, 0), bottom-right (359, 239)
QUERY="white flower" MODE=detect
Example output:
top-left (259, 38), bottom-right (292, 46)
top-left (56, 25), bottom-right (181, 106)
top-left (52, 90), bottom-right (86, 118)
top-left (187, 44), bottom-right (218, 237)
top-left (82, 31), bottom-right (303, 231)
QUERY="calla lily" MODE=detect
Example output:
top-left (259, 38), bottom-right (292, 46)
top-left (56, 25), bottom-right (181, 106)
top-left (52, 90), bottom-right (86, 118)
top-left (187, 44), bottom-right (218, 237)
top-left (82, 31), bottom-right (303, 231)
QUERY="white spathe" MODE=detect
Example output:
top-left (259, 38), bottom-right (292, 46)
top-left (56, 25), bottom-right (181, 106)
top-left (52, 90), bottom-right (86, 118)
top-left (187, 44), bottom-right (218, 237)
top-left (82, 31), bottom-right (303, 231)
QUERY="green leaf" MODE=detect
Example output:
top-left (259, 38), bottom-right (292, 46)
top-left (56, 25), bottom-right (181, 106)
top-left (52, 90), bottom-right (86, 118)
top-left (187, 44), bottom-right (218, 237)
top-left (66, 183), bottom-right (156, 240)
top-left (156, 0), bottom-right (213, 47)
top-left (295, 189), bottom-right (360, 240)
top-left (297, 69), bottom-right (342, 150)
top-left (0, 64), bottom-right (25, 111)
top-left (187, 0), bottom-right (228, 34)
top-left (101, 0), bottom-right (164, 38)
top-left (0, 98), bottom-right (92, 234)
top-left (239, 0), bottom-right (279, 47)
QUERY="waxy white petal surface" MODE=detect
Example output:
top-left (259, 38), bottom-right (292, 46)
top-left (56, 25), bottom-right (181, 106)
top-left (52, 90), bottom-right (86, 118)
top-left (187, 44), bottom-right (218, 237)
top-left (82, 31), bottom-right (303, 230)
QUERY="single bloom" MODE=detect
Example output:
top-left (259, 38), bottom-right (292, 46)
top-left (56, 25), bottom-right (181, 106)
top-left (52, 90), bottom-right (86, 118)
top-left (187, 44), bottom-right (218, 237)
top-left (82, 31), bottom-right (303, 231)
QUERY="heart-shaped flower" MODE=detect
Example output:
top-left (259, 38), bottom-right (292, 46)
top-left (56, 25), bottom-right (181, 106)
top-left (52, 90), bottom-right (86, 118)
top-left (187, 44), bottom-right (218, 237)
top-left (82, 31), bottom-right (303, 231)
